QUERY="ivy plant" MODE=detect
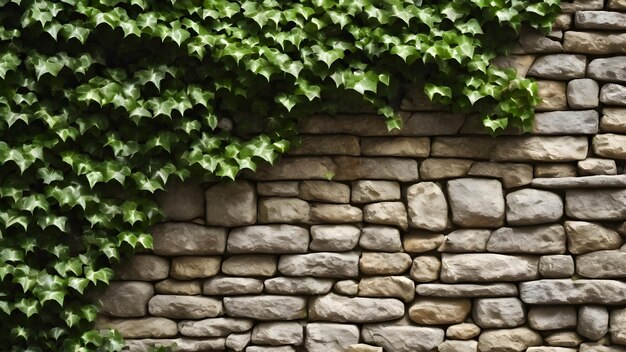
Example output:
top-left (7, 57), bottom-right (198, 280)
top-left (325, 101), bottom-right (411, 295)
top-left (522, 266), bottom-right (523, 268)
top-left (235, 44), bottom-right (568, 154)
top-left (0, 0), bottom-right (559, 350)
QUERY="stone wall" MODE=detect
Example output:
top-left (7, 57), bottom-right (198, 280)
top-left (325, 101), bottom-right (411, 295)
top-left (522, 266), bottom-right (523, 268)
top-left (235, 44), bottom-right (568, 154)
top-left (96, 1), bottom-right (626, 351)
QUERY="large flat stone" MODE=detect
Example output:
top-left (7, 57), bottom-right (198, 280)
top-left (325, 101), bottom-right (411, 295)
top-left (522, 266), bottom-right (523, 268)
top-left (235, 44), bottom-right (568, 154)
top-left (527, 54), bottom-right (586, 80)
top-left (565, 189), bottom-right (626, 220)
top-left (264, 277), bottom-right (333, 295)
top-left (520, 279), bottom-right (626, 304)
top-left (408, 298), bottom-right (471, 325)
top-left (416, 283), bottom-right (518, 297)
top-left (588, 57), bottom-right (626, 83)
top-left (467, 162), bottom-right (533, 188)
top-left (251, 157), bottom-right (336, 180)
top-left (491, 136), bottom-right (588, 161)
top-left (205, 180), bottom-right (256, 226)
top-left (178, 317), bottom-right (254, 337)
top-left (406, 182), bottom-right (449, 231)
top-left (360, 137), bottom-right (430, 157)
top-left (221, 255), bottom-right (277, 277)
top-left (478, 328), bottom-right (542, 352)
top-left (223, 296), bottom-right (307, 320)
top-left (533, 175), bottom-right (626, 189)
top-left (170, 256), bottom-right (220, 280)
top-left (431, 137), bottom-right (496, 159)
top-left (441, 253), bottom-right (539, 283)
top-left (601, 83), bottom-right (626, 106)
top-left (156, 181), bottom-right (204, 221)
top-left (351, 180), bottom-right (400, 203)
top-left (152, 222), bottom-right (227, 256)
top-left (289, 135), bottom-right (360, 156)
top-left (577, 250), bottom-right (626, 278)
top-left (593, 134), bottom-right (626, 159)
top-left (447, 178), bottom-right (505, 228)
top-left (359, 226), bottom-right (402, 252)
top-left (568, 79), bottom-right (600, 109)
top-left (565, 221), bottom-right (623, 254)
top-left (601, 108), bottom-right (626, 132)
top-left (203, 277), bottom-right (264, 295)
top-left (99, 281), bottom-right (154, 318)
top-left (576, 11), bottom-right (626, 30)
top-left (362, 323), bottom-right (445, 352)
top-left (114, 255), bottom-right (169, 281)
top-left (486, 225), bottom-right (566, 254)
top-left (532, 111), bottom-right (598, 135)
top-left (310, 225), bottom-right (361, 251)
top-left (333, 157), bottom-right (419, 181)
top-left (251, 322), bottom-right (303, 346)
top-left (148, 295), bottom-right (222, 319)
top-left (563, 31), bottom-right (626, 54)
top-left (358, 276), bottom-right (415, 302)
top-left (363, 201), bottom-right (408, 229)
top-left (438, 229), bottom-right (491, 253)
top-left (505, 189), bottom-right (563, 225)
top-left (227, 225), bottom-right (309, 253)
top-left (473, 298), bottom-right (526, 328)
top-left (528, 306), bottom-right (577, 330)
top-left (278, 252), bottom-right (359, 278)
top-left (124, 338), bottom-right (226, 351)
top-left (305, 323), bottom-right (359, 352)
top-left (299, 181), bottom-right (350, 203)
top-left (257, 197), bottom-right (310, 224)
top-left (578, 305), bottom-right (609, 341)
top-left (420, 158), bottom-right (473, 180)
top-left (309, 293), bottom-right (404, 323)
top-left (94, 316), bottom-right (177, 339)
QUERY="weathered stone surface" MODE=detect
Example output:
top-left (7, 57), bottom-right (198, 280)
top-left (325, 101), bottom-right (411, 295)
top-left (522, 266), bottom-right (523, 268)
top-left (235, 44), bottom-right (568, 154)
top-left (264, 277), bottom-right (333, 295)
top-left (438, 340), bottom-right (478, 352)
top-left (278, 252), bottom-right (359, 278)
top-left (221, 255), bottom-right (277, 277)
top-left (545, 331), bottom-right (583, 348)
top-left (257, 181), bottom-right (299, 197)
top-left (528, 306), bottom-right (577, 330)
top-left (536, 81), bottom-right (568, 111)
top-left (309, 204), bottom-right (363, 223)
top-left (346, 344), bottom-right (382, 352)
top-left (487, 225), bottom-right (566, 254)
top-left (148, 295), bottom-right (222, 320)
top-left (227, 225), bottom-right (309, 254)
top-left (363, 202), bottom-right (408, 229)
top-left (333, 157), bottom-right (419, 182)
top-left (299, 181), bottom-right (350, 203)
top-left (227, 332), bottom-right (251, 351)
top-left (203, 277), bottom-right (264, 295)
top-left (114, 255), bottom-right (169, 281)
top-left (579, 158), bottom-right (618, 175)
top-left (568, 79), bottom-right (600, 109)
top-left (155, 279), bottom-right (202, 295)
top-left (601, 108), bottom-right (626, 133)
top-left (577, 11), bottom-right (626, 30)
top-left (468, 162), bottom-right (533, 188)
top-left (406, 182), bottom-right (449, 231)
top-left (520, 279), bottom-right (626, 304)
top-left (334, 280), bottom-right (359, 296)
top-left (420, 158), bottom-right (473, 180)
top-left (601, 83), bottom-right (626, 106)
top-left (359, 226), bottom-right (401, 252)
top-left (577, 250), bottom-right (626, 278)
top-left (416, 283), bottom-right (519, 297)
top-left (611, 308), bottom-right (626, 344)
top-left (594, 134), bottom-right (626, 159)
top-left (563, 32), bottom-right (626, 54)
top-left (554, 14), bottom-right (573, 30)
top-left (516, 25), bottom-right (562, 52)
top-left (609, 0), bottom-right (626, 10)
top-left (251, 322), bottom-right (303, 346)
top-left (309, 293), bottom-right (404, 323)
top-left (205, 181), bottom-right (256, 226)
top-left (527, 54), bottom-right (586, 80)
top-left (565, 221), bottom-right (623, 254)
top-left (478, 327), bottom-right (542, 352)
top-left (289, 135), bottom-right (360, 156)
top-left (533, 110), bottom-right (599, 135)
top-left (99, 281), bottom-right (154, 317)
top-left (441, 254), bottom-right (539, 283)
top-left (588, 57), bottom-right (626, 84)
top-left (360, 252), bottom-right (412, 275)
top-left (246, 346), bottom-right (295, 352)
top-left (178, 317), bottom-right (254, 337)
top-left (410, 256), bottom-right (441, 282)
top-left (358, 276), bottom-right (415, 302)
top-left (431, 137), bottom-right (495, 159)
top-left (125, 338), bottom-right (226, 351)
top-left (258, 198), bottom-right (310, 224)
top-left (409, 298), bottom-right (471, 325)
top-left (224, 296), bottom-right (307, 320)
top-left (565, 189), bottom-right (626, 220)
top-left (446, 323), bottom-right (481, 340)
top-left (152, 222), bottom-right (227, 256)
top-left (492, 55), bottom-right (536, 77)
top-left (578, 305), bottom-right (609, 340)
top-left (539, 255), bottom-right (575, 278)
top-left (473, 298), bottom-right (525, 328)
top-left (310, 225), bottom-right (360, 251)
top-left (535, 164), bottom-right (578, 178)
top-left (156, 181), bottom-right (204, 221)
top-left (580, 343), bottom-right (626, 352)
top-left (447, 178), bottom-right (505, 228)
top-left (527, 348), bottom-right (577, 352)
top-left (491, 136), bottom-right (588, 161)
top-left (351, 180), bottom-right (400, 203)
top-left (362, 323), bottom-right (445, 352)
top-left (560, 0), bottom-right (603, 13)
top-left (534, 175), bottom-right (626, 189)
top-left (439, 229), bottom-right (491, 253)
top-left (170, 256), bottom-right (220, 280)
top-left (94, 316), bottom-right (178, 338)
top-left (305, 323), bottom-right (359, 352)
top-left (506, 190), bottom-right (563, 225)
top-left (403, 233), bottom-right (445, 253)
top-left (361, 137), bottom-right (430, 157)
top-left (252, 157), bottom-right (336, 180)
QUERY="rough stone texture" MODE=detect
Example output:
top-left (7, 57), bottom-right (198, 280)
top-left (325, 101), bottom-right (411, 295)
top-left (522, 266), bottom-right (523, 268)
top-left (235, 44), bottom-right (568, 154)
top-left (473, 298), bottom-right (526, 328)
top-left (438, 340), bottom-right (478, 352)
top-left (441, 253), bottom-right (539, 283)
top-left (309, 293), bottom-right (405, 323)
top-left (227, 225), bottom-right (309, 254)
top-left (251, 322), bottom-right (303, 346)
top-left (439, 229), bottom-right (491, 253)
top-left (568, 80), bottom-right (600, 109)
top-left (403, 233), bottom-right (445, 253)
top-left (334, 280), bottom-right (359, 296)
top-left (310, 225), bottom-right (361, 251)
top-left (305, 323), bottom-right (359, 352)
top-left (359, 226), bottom-right (402, 252)
top-left (447, 178), bottom-right (505, 228)
top-left (278, 252), bottom-right (359, 278)
top-left (362, 323), bottom-right (445, 352)
top-left (565, 189), bottom-right (626, 220)
top-left (486, 225), bottom-right (566, 254)
top-left (478, 327), bottom-right (542, 352)
top-left (410, 256), bottom-right (441, 282)
top-left (416, 283), bottom-right (519, 297)
top-left (539, 255), bottom-right (575, 278)
top-left (346, 344), bottom-right (383, 352)
top-left (420, 158), bottom-right (473, 180)
top-left (601, 83), bottom-right (626, 106)
top-left (506, 190), bottom-right (563, 225)
top-left (223, 296), bottom-right (307, 320)
top-left (152, 222), bottom-right (227, 256)
top-left (358, 276), bottom-right (415, 302)
top-left (363, 201), bottom-right (408, 229)
top-left (528, 306), bottom-right (577, 330)
top-left (333, 157), bottom-right (419, 182)
top-left (351, 180), bottom-right (400, 203)
top-left (431, 136), bottom-right (496, 159)
top-left (124, 338), bottom-right (226, 351)
top-left (593, 134), bottom-right (626, 160)
top-left (226, 332), bottom-right (251, 351)
top-left (98, 281), bottom-right (154, 317)
top-left (601, 108), bottom-right (626, 133)
top-left (588, 57), bottom-right (626, 83)
top-left (148, 295), bottom-right (222, 319)
top-left (533, 110), bottom-right (599, 134)
top-left (578, 305), bottom-right (609, 340)
top-left (170, 256), bottom-right (221, 280)
top-left (299, 181), bottom-right (350, 203)
top-left (576, 250), bottom-right (626, 278)
top-left (359, 252), bottom-right (412, 275)
top-left (156, 181), bottom-right (204, 221)
top-left (520, 279), bottom-right (626, 304)
top-left (579, 158), bottom-right (618, 175)
top-left (257, 181), bottom-right (299, 197)
top-left (406, 182), bottom-right (449, 231)
top-left (468, 162), bottom-right (533, 188)
top-left (407, 298), bottom-right (471, 325)
top-left (95, 316), bottom-right (178, 338)
top-left (114, 255), bottom-right (170, 281)
top-left (155, 279), bottom-right (202, 295)
top-left (361, 137), bottom-right (430, 157)
top-left (534, 175), bottom-right (626, 189)
top-left (289, 135), bottom-right (360, 156)
top-left (446, 323), bottom-right (481, 340)
top-left (205, 180), bottom-right (256, 226)
top-left (611, 308), bottom-right (626, 345)
top-left (221, 255), bottom-right (277, 277)
top-left (178, 317), bottom-right (254, 337)
top-left (258, 197), bottom-right (310, 224)
top-left (563, 32), bottom-right (626, 54)
top-left (545, 331), bottom-right (584, 348)
top-left (252, 157), bottom-right (336, 180)
top-left (491, 136), bottom-right (589, 161)
top-left (492, 55), bottom-right (536, 77)
top-left (536, 81), bottom-right (568, 111)
top-left (264, 277), bottom-right (333, 295)
top-left (527, 54), bottom-right (586, 79)
top-left (576, 11), bottom-right (626, 30)
top-left (203, 277), bottom-right (264, 295)
top-left (535, 163), bottom-right (578, 178)
top-left (309, 203), bottom-right (363, 223)
top-left (566, 221), bottom-right (623, 254)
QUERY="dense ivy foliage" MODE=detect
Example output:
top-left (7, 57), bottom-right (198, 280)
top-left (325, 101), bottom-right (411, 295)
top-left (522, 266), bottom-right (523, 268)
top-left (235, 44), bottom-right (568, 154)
top-left (0, 0), bottom-right (559, 350)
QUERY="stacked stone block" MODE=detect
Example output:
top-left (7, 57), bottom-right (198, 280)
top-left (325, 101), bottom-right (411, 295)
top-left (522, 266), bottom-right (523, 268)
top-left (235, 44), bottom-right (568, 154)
top-left (97, 1), bottom-right (626, 351)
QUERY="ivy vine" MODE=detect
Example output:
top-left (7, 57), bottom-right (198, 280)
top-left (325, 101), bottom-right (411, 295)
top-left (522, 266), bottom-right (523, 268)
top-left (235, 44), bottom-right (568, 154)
top-left (0, 0), bottom-right (559, 350)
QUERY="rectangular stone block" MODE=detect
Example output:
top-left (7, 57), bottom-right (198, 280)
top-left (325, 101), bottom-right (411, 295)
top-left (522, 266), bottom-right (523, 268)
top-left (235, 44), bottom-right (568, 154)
top-left (250, 157), bottom-right (336, 180)
top-left (333, 157), bottom-right (418, 181)
top-left (565, 189), bottom-right (626, 220)
top-left (361, 137), bottom-right (430, 157)
top-left (563, 31), bottom-right (626, 54)
top-left (441, 253), bottom-right (539, 283)
top-left (533, 111), bottom-right (599, 135)
top-left (491, 136), bottom-right (588, 162)
top-left (288, 135), bottom-right (360, 156)
top-left (520, 279), bottom-right (626, 304)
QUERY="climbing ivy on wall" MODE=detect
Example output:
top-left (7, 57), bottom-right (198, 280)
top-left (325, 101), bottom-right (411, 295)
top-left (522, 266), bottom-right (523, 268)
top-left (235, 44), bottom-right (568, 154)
top-left (0, 0), bottom-right (559, 350)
